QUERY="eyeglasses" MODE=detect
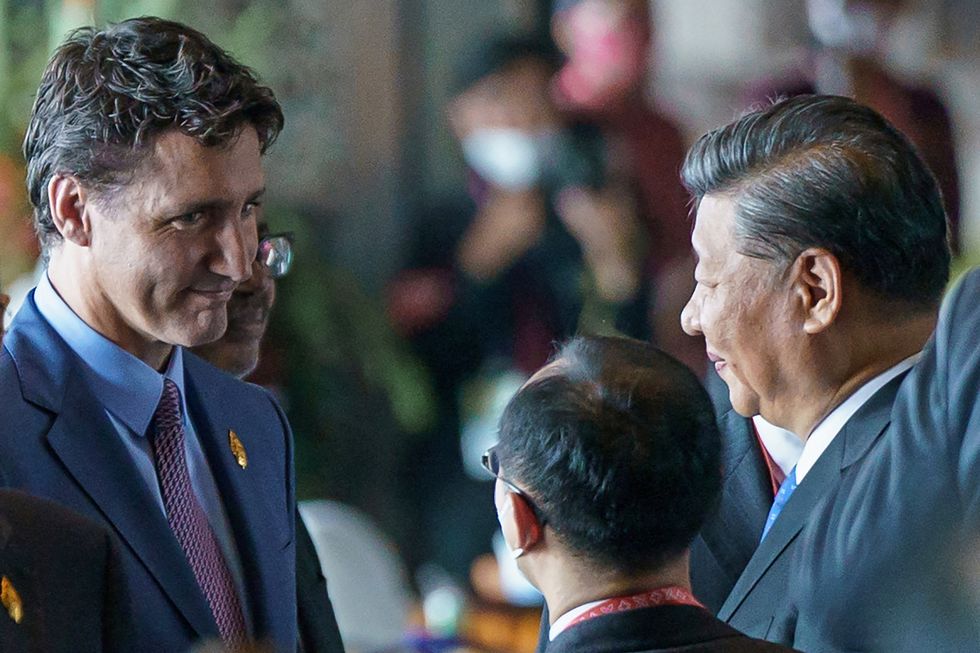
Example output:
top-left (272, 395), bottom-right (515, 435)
top-left (257, 233), bottom-right (294, 279)
top-left (481, 445), bottom-right (547, 525)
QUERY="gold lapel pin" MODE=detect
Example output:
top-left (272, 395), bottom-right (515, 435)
top-left (228, 429), bottom-right (248, 469)
top-left (1, 575), bottom-right (23, 624)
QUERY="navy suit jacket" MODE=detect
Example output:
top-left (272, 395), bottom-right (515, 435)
top-left (716, 372), bottom-right (908, 645)
top-left (0, 293), bottom-right (297, 652)
top-left (793, 268), bottom-right (980, 652)
top-left (0, 490), bottom-right (131, 652)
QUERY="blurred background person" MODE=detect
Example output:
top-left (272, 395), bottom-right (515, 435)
top-left (388, 31), bottom-right (651, 584)
top-left (551, 0), bottom-right (700, 370)
top-left (489, 335), bottom-right (796, 652)
top-left (747, 0), bottom-right (961, 251)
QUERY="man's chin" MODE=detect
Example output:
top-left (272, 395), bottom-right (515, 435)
top-left (727, 386), bottom-right (761, 418)
top-left (176, 317), bottom-right (229, 349)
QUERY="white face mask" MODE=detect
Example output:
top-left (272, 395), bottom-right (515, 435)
top-left (462, 128), bottom-right (543, 191)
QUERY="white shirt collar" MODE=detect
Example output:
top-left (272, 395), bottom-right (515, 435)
top-left (549, 598), bottom-right (606, 641)
top-left (795, 352), bottom-right (920, 482)
top-left (752, 415), bottom-right (804, 477)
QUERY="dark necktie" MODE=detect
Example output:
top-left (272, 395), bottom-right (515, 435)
top-left (151, 378), bottom-right (248, 645)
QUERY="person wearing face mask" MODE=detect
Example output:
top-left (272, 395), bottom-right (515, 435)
top-left (486, 335), bottom-right (798, 653)
top-left (550, 0), bottom-right (701, 373)
top-left (387, 33), bottom-right (651, 579)
top-left (748, 0), bottom-right (960, 251)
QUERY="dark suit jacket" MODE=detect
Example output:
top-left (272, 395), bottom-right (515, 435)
top-left (0, 490), bottom-right (130, 652)
top-left (296, 509), bottom-right (346, 653)
top-left (717, 372), bottom-right (908, 644)
top-left (691, 408), bottom-right (773, 614)
top-left (547, 604), bottom-right (798, 653)
top-left (793, 268), bottom-right (980, 652)
top-left (0, 294), bottom-right (297, 652)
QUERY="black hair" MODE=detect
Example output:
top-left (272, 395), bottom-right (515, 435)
top-left (452, 32), bottom-right (562, 95)
top-left (681, 94), bottom-right (950, 307)
top-left (496, 335), bottom-right (721, 573)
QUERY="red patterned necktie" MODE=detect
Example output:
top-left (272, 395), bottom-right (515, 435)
top-left (151, 378), bottom-right (248, 646)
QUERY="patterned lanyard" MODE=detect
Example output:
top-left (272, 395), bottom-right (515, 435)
top-left (565, 585), bottom-right (703, 630)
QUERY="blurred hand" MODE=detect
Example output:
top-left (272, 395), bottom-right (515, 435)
top-left (456, 190), bottom-right (546, 281)
top-left (555, 186), bottom-right (641, 302)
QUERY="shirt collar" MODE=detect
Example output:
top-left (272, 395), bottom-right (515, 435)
top-left (549, 598), bottom-right (606, 641)
top-left (795, 352), bottom-right (921, 482)
top-left (34, 273), bottom-right (187, 437)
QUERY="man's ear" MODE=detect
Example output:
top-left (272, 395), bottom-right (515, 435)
top-left (499, 491), bottom-right (544, 558)
top-left (792, 248), bottom-right (842, 335)
top-left (48, 174), bottom-right (93, 247)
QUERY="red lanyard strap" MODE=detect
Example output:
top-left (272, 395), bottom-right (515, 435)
top-left (566, 585), bottom-right (703, 629)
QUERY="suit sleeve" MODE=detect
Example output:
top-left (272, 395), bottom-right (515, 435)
top-left (939, 269), bottom-right (980, 522)
top-left (263, 386), bottom-right (296, 545)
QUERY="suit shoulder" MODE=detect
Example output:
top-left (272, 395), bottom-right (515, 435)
top-left (0, 490), bottom-right (109, 552)
top-left (714, 634), bottom-right (801, 652)
top-left (182, 349), bottom-right (279, 404)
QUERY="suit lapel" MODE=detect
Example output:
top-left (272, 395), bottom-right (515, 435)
top-left (184, 360), bottom-right (285, 638)
top-left (717, 373), bottom-right (908, 621)
top-left (7, 295), bottom-right (217, 638)
top-left (44, 368), bottom-right (217, 638)
top-left (699, 409), bottom-right (773, 582)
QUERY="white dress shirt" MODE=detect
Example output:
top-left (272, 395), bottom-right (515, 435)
top-left (549, 598), bottom-right (607, 641)
top-left (753, 416), bottom-right (804, 477)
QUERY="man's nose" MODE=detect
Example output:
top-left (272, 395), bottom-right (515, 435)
top-left (235, 259), bottom-right (272, 294)
top-left (213, 218), bottom-right (256, 283)
top-left (680, 292), bottom-right (702, 337)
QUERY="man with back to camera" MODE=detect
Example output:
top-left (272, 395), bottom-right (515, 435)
top-left (192, 224), bottom-right (347, 653)
top-left (679, 94), bottom-right (950, 646)
top-left (489, 334), bottom-right (798, 652)
top-left (0, 17), bottom-right (297, 651)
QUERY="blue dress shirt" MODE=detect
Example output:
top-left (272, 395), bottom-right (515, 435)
top-left (34, 274), bottom-right (251, 629)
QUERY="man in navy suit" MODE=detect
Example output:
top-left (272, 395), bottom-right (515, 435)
top-left (791, 267), bottom-right (980, 652)
top-left (679, 95), bottom-right (950, 646)
top-left (0, 17), bottom-right (295, 651)
top-left (491, 335), bottom-right (795, 652)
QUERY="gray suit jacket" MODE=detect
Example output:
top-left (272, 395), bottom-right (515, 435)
top-left (718, 372), bottom-right (908, 645)
top-left (793, 268), bottom-right (980, 652)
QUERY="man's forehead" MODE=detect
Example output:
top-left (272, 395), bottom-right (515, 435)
top-left (692, 194), bottom-right (738, 259)
top-left (126, 127), bottom-right (265, 207)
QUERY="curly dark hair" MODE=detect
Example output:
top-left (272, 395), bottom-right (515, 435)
top-left (496, 336), bottom-right (721, 574)
top-left (23, 16), bottom-right (285, 253)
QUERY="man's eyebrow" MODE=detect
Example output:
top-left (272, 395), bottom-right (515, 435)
top-left (166, 187), bottom-right (266, 216)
